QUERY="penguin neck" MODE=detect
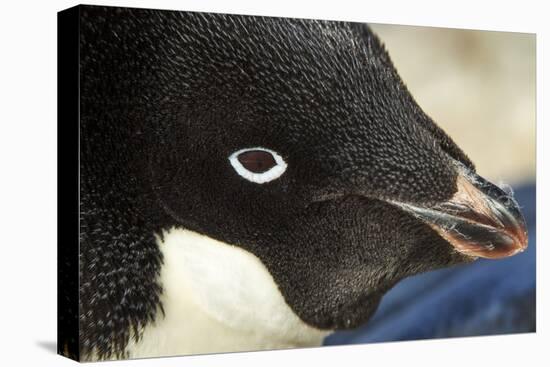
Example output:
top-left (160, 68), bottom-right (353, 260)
top-left (124, 227), bottom-right (330, 359)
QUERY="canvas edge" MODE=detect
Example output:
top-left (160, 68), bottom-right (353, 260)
top-left (57, 4), bottom-right (81, 362)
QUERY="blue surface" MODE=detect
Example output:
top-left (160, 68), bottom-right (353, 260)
top-left (325, 184), bottom-right (536, 345)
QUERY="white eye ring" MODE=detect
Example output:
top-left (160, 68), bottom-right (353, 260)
top-left (228, 147), bottom-right (287, 184)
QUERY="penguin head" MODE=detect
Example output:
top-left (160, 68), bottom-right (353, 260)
top-left (142, 16), bottom-right (528, 329)
top-left (79, 8), bottom-right (528, 350)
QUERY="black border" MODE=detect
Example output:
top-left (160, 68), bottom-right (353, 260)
top-left (57, 5), bottom-right (80, 361)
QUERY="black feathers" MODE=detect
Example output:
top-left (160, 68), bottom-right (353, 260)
top-left (79, 6), bottom-right (475, 360)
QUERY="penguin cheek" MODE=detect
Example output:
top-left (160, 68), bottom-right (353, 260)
top-left (276, 197), bottom-right (466, 330)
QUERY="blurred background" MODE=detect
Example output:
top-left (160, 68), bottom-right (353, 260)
top-left (325, 24), bottom-right (536, 346)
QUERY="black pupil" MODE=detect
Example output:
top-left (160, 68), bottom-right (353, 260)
top-left (237, 150), bottom-right (277, 173)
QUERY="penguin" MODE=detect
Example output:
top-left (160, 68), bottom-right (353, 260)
top-left (75, 5), bottom-right (528, 361)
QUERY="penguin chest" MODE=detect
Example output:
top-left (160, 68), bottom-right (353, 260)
top-left (124, 227), bottom-right (330, 358)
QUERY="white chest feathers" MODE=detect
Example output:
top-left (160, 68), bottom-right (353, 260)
top-left (124, 227), bottom-right (331, 359)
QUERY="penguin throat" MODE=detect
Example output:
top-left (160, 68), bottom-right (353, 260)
top-left (123, 227), bottom-right (330, 358)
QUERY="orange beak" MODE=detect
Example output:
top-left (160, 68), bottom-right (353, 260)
top-left (392, 163), bottom-right (528, 259)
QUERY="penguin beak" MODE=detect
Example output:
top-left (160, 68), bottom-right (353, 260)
top-left (392, 164), bottom-right (528, 259)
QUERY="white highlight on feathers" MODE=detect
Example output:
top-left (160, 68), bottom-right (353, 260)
top-left (228, 147), bottom-right (287, 184)
top-left (497, 181), bottom-right (514, 196)
top-left (123, 228), bottom-right (330, 359)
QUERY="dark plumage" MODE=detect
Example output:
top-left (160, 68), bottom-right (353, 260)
top-left (63, 5), bottom-right (527, 361)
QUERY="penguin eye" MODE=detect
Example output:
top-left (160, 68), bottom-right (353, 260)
top-left (228, 147), bottom-right (287, 184)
